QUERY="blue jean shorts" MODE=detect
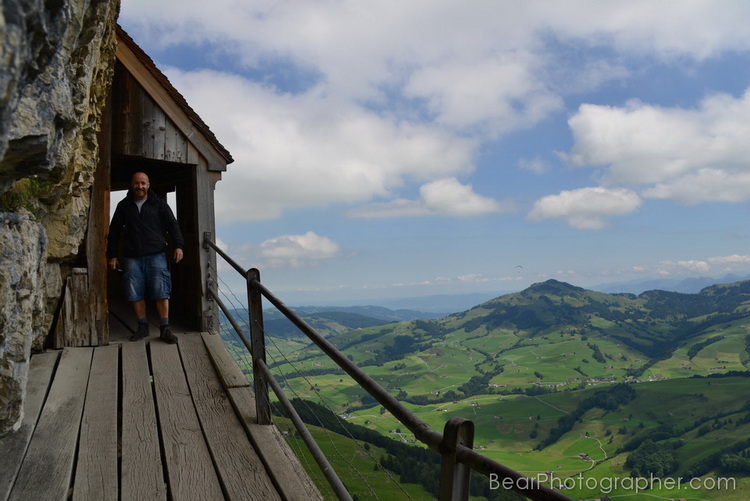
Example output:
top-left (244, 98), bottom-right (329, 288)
top-left (122, 253), bottom-right (172, 302)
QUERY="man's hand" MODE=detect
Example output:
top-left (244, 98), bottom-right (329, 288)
top-left (108, 257), bottom-right (119, 270)
top-left (174, 248), bottom-right (184, 264)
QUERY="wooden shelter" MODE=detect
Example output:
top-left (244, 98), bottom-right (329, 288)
top-left (57, 26), bottom-right (233, 347)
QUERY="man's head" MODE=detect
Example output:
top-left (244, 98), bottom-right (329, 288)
top-left (130, 172), bottom-right (150, 200)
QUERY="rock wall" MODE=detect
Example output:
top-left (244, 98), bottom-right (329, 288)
top-left (0, 0), bottom-right (120, 434)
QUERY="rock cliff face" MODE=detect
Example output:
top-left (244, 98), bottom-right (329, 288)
top-left (0, 0), bottom-right (120, 434)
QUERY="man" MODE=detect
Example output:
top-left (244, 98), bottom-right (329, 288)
top-left (107, 172), bottom-right (184, 343)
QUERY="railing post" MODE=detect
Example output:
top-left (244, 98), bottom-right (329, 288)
top-left (247, 268), bottom-right (271, 424)
top-left (439, 417), bottom-right (474, 501)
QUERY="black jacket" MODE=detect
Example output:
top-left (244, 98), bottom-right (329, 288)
top-left (107, 189), bottom-right (185, 259)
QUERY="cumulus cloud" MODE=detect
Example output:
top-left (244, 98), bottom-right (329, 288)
top-left (528, 187), bottom-right (642, 229)
top-left (163, 69), bottom-right (476, 222)
top-left (564, 90), bottom-right (750, 204)
top-left (349, 178), bottom-right (513, 218)
top-left (225, 231), bottom-right (346, 269)
top-left (119, 0), bottom-right (750, 225)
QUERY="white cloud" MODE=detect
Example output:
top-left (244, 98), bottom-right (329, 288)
top-left (225, 231), bottom-right (346, 269)
top-left (630, 254), bottom-right (750, 277)
top-left (164, 69), bottom-right (477, 223)
top-left (528, 187), bottom-right (642, 229)
top-left (564, 90), bottom-right (750, 204)
top-left (348, 178), bottom-right (513, 218)
top-left (119, 0), bottom-right (750, 224)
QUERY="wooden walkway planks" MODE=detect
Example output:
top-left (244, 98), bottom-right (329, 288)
top-left (200, 332), bottom-right (323, 501)
top-left (0, 351), bottom-right (59, 501)
top-left (9, 347), bottom-right (93, 501)
top-left (120, 340), bottom-right (166, 501)
top-left (73, 344), bottom-right (119, 501)
top-left (150, 340), bottom-right (225, 501)
top-left (1, 331), bottom-right (322, 501)
top-left (180, 333), bottom-right (280, 501)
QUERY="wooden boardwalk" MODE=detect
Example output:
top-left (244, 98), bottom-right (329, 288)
top-left (0, 332), bottom-right (322, 501)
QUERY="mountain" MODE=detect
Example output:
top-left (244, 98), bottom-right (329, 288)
top-left (593, 273), bottom-right (750, 295)
top-left (272, 278), bottom-right (750, 398)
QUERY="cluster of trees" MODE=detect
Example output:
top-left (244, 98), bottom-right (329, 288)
top-left (587, 342), bottom-right (606, 364)
top-left (625, 439), bottom-right (681, 477)
top-left (685, 438), bottom-right (750, 478)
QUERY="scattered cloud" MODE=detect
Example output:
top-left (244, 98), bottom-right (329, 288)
top-left (528, 187), bottom-right (642, 229)
top-left (348, 178), bottom-right (514, 218)
top-left (621, 254), bottom-right (750, 278)
top-left (517, 156), bottom-right (550, 174)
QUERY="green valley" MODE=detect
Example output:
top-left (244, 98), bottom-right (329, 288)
top-left (221, 279), bottom-right (750, 500)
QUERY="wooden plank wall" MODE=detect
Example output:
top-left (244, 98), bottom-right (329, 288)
top-left (112, 63), bottom-right (189, 163)
top-left (54, 268), bottom-right (98, 348)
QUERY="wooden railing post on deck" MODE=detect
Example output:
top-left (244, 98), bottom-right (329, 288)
top-left (248, 268), bottom-right (271, 425)
top-left (439, 417), bottom-right (474, 501)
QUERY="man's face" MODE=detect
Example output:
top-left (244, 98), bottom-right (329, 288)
top-left (131, 173), bottom-right (150, 200)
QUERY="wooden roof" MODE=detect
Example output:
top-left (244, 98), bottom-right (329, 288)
top-left (115, 25), bottom-right (234, 167)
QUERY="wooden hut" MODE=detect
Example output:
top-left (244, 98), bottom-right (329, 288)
top-left (57, 26), bottom-right (233, 347)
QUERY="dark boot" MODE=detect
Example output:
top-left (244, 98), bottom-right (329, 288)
top-left (160, 325), bottom-right (178, 344)
top-left (131, 322), bottom-right (149, 341)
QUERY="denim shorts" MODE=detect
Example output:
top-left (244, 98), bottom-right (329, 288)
top-left (122, 253), bottom-right (171, 302)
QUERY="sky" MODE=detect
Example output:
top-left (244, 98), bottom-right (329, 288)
top-left (118, 0), bottom-right (750, 306)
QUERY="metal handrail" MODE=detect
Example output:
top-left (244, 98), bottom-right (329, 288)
top-left (204, 235), bottom-right (572, 501)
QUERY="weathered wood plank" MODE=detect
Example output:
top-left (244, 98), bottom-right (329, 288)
top-left (181, 333), bottom-right (280, 500)
top-left (120, 341), bottom-right (166, 501)
top-left (0, 351), bottom-right (59, 501)
top-left (150, 341), bottom-right (224, 501)
top-left (73, 344), bottom-right (119, 501)
top-left (9, 347), bottom-right (93, 501)
top-left (228, 386), bottom-right (324, 501)
top-left (201, 331), bottom-right (250, 389)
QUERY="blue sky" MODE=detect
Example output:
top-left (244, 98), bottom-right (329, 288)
top-left (119, 1), bottom-right (750, 305)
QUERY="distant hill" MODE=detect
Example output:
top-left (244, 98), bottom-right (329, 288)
top-left (273, 278), bottom-right (750, 398)
top-left (223, 305), bottom-right (442, 339)
top-left (593, 273), bottom-right (750, 295)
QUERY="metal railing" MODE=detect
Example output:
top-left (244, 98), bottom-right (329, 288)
top-left (203, 234), bottom-right (572, 501)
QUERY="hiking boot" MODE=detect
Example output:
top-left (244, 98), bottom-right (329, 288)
top-left (160, 326), bottom-right (178, 344)
top-left (131, 322), bottom-right (149, 342)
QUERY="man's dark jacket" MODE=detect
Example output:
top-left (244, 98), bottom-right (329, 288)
top-left (107, 189), bottom-right (185, 259)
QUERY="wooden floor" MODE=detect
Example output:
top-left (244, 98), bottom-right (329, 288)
top-left (0, 330), bottom-right (322, 501)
